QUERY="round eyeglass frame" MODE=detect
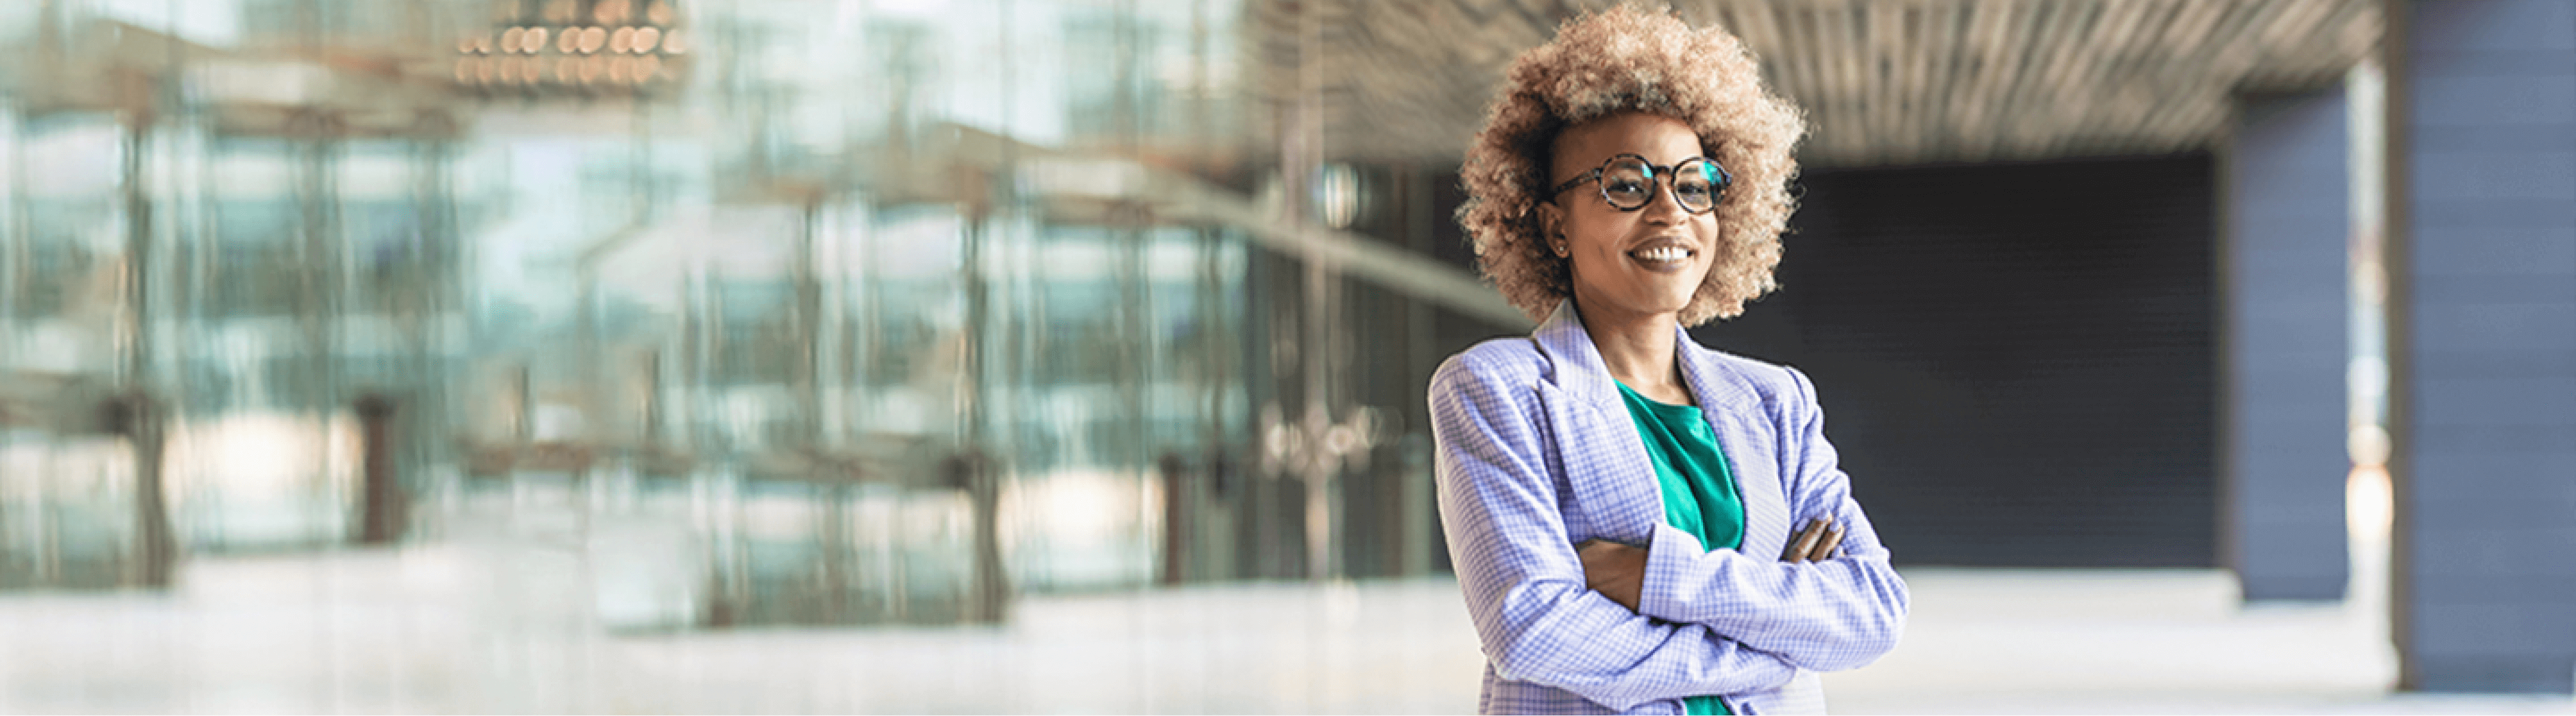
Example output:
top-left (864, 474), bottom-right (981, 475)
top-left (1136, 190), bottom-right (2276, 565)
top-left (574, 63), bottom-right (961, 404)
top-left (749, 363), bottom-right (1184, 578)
top-left (1545, 153), bottom-right (1732, 215)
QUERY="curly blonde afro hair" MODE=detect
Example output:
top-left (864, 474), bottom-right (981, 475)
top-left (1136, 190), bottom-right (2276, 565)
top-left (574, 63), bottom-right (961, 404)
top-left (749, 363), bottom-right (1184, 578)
top-left (1457, 4), bottom-right (1805, 326)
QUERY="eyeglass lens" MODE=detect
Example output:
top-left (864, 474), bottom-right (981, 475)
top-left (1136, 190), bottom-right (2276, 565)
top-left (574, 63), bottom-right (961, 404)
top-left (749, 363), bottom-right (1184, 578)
top-left (1601, 157), bottom-right (1720, 213)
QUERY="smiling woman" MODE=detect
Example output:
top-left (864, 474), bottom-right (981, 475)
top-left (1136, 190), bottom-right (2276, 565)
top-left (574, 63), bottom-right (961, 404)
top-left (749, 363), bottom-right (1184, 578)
top-left (1535, 112), bottom-right (1730, 406)
top-left (1430, 7), bottom-right (1909, 715)
top-left (1453, 5), bottom-right (1803, 329)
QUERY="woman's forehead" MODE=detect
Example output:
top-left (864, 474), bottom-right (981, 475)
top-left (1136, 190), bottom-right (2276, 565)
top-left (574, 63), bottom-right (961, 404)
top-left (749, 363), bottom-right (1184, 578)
top-left (1553, 113), bottom-right (1703, 169)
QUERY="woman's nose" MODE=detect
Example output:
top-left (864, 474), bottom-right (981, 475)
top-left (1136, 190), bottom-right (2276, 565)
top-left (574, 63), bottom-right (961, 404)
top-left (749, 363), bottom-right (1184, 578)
top-left (1640, 179), bottom-right (1690, 223)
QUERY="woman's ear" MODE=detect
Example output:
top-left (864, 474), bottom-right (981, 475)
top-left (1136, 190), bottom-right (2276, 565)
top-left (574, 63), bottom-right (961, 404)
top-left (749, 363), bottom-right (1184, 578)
top-left (1534, 202), bottom-right (1567, 257)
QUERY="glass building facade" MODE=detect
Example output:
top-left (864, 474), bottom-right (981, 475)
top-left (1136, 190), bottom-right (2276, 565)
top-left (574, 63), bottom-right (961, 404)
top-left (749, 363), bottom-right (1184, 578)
top-left (0, 0), bottom-right (1509, 624)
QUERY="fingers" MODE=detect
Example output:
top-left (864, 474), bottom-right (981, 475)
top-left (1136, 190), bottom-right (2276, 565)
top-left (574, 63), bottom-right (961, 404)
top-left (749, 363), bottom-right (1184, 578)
top-left (1783, 519), bottom-right (1827, 561)
top-left (1781, 518), bottom-right (1844, 562)
top-left (1810, 522), bottom-right (1846, 561)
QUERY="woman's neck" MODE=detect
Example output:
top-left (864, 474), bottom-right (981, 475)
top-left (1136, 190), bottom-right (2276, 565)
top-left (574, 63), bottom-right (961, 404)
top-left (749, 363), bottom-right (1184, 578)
top-left (1576, 301), bottom-right (1688, 403)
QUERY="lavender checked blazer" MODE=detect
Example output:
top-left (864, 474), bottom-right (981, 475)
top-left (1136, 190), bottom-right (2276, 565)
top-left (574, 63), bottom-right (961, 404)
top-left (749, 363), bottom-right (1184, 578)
top-left (1429, 300), bottom-right (1910, 715)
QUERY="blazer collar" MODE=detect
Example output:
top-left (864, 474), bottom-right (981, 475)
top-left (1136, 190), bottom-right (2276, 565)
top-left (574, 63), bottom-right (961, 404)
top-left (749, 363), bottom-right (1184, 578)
top-left (1531, 299), bottom-right (1762, 418)
top-left (1531, 298), bottom-right (1791, 555)
top-left (1531, 299), bottom-right (1620, 405)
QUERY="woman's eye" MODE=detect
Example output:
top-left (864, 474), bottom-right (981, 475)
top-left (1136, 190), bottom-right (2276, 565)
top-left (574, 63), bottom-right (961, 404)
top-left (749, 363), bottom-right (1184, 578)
top-left (1677, 184), bottom-right (1711, 197)
top-left (1608, 180), bottom-right (1646, 194)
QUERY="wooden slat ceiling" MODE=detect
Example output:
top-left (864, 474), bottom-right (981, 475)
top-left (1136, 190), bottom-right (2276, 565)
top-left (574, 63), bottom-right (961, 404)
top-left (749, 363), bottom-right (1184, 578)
top-left (1250, 0), bottom-right (2379, 168)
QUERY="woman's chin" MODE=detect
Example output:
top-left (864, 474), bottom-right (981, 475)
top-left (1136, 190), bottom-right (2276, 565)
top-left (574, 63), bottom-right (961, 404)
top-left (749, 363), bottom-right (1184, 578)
top-left (1643, 291), bottom-right (1698, 316)
top-left (1577, 282), bottom-right (1699, 319)
top-left (1593, 300), bottom-right (1692, 320)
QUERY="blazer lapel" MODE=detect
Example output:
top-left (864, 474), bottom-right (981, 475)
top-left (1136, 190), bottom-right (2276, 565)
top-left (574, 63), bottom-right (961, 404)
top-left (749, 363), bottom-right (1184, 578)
top-left (1530, 301), bottom-right (1665, 545)
top-left (1677, 326), bottom-right (1792, 560)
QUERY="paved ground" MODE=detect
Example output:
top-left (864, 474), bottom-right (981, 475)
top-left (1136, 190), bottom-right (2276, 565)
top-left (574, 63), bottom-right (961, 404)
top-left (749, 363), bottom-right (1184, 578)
top-left (1820, 568), bottom-right (2566, 715)
top-left (1, 542), bottom-right (2569, 713)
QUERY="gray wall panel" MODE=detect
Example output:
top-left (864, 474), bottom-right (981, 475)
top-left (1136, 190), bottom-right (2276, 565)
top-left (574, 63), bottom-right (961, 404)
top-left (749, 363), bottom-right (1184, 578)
top-left (1690, 155), bottom-right (2220, 568)
top-left (2411, 0), bottom-right (2576, 50)
top-left (2224, 88), bottom-right (2354, 603)
top-left (2397, 0), bottom-right (2576, 693)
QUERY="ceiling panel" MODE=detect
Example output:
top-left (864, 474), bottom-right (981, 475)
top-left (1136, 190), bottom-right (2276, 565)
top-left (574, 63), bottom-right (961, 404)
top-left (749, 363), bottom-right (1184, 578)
top-left (1250, 0), bottom-right (2378, 167)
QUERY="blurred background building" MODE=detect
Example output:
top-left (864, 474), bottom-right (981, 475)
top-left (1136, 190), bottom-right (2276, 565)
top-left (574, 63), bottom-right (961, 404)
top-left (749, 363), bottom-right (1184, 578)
top-left (0, 0), bottom-right (2567, 712)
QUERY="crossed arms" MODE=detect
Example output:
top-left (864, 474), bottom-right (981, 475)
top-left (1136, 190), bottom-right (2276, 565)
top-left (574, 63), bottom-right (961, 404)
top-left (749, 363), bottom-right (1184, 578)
top-left (1430, 354), bottom-right (1909, 711)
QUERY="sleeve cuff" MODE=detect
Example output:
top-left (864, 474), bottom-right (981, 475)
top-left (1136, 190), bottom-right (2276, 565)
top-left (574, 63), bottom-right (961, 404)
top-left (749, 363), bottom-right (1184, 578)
top-left (1640, 522), bottom-right (1702, 620)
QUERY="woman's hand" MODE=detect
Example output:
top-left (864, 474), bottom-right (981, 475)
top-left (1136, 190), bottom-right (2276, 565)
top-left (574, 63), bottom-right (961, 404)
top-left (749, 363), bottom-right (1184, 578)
top-left (1781, 518), bottom-right (1844, 562)
top-left (1575, 539), bottom-right (1648, 612)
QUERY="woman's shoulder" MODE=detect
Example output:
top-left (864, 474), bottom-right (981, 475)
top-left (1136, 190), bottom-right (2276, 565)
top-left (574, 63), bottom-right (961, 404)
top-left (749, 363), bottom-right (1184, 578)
top-left (1684, 342), bottom-right (1818, 411)
top-left (1430, 337), bottom-right (1549, 396)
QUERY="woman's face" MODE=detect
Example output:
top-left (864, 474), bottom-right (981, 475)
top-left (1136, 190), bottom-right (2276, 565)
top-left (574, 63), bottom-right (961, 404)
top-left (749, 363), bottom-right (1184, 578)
top-left (1538, 112), bottom-right (1719, 324)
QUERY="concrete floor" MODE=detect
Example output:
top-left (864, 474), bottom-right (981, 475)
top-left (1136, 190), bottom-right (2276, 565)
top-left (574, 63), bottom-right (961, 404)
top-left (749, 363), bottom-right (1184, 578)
top-left (0, 523), bottom-right (2569, 713)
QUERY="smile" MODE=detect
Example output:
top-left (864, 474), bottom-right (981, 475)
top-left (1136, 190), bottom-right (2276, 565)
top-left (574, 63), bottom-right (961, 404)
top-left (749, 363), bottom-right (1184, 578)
top-left (1627, 243), bottom-right (1695, 273)
top-left (1630, 246), bottom-right (1692, 263)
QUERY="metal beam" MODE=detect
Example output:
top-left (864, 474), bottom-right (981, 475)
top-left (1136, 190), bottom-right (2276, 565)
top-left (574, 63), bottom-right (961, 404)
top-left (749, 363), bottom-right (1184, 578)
top-left (942, 124), bottom-right (1532, 330)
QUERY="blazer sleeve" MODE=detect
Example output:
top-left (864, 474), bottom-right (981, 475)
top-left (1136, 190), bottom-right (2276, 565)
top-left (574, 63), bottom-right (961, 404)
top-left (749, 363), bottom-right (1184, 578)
top-left (1632, 365), bottom-right (1911, 672)
top-left (1431, 351), bottom-right (1798, 711)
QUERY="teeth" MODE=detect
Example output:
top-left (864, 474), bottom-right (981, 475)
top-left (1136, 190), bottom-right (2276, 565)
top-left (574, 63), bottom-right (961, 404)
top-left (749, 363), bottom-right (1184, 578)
top-left (1634, 246), bottom-right (1689, 262)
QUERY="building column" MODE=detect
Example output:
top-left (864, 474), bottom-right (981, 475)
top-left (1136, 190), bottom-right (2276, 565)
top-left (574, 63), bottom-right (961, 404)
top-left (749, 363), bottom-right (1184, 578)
top-left (2388, 0), bottom-right (2576, 693)
top-left (2222, 87), bottom-right (2352, 603)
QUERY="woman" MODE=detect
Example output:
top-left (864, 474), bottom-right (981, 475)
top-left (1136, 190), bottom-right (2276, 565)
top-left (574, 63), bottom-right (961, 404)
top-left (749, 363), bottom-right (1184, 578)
top-left (1430, 7), bottom-right (1909, 715)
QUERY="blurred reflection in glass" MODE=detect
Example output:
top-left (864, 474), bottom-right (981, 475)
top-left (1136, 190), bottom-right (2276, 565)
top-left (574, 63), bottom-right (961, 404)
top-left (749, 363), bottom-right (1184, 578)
top-left (0, 0), bottom-right (1479, 646)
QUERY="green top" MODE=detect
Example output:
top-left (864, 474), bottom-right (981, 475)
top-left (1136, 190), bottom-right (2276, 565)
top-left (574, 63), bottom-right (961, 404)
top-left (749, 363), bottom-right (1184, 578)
top-left (1615, 380), bottom-right (1747, 716)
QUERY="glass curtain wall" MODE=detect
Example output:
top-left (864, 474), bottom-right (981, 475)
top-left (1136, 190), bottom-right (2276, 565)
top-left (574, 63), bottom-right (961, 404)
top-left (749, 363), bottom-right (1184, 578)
top-left (0, 0), bottom-right (1478, 624)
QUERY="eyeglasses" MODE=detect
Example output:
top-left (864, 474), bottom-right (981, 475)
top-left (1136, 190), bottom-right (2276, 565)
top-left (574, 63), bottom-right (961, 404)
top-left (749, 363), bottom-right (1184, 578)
top-left (1546, 153), bottom-right (1730, 214)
